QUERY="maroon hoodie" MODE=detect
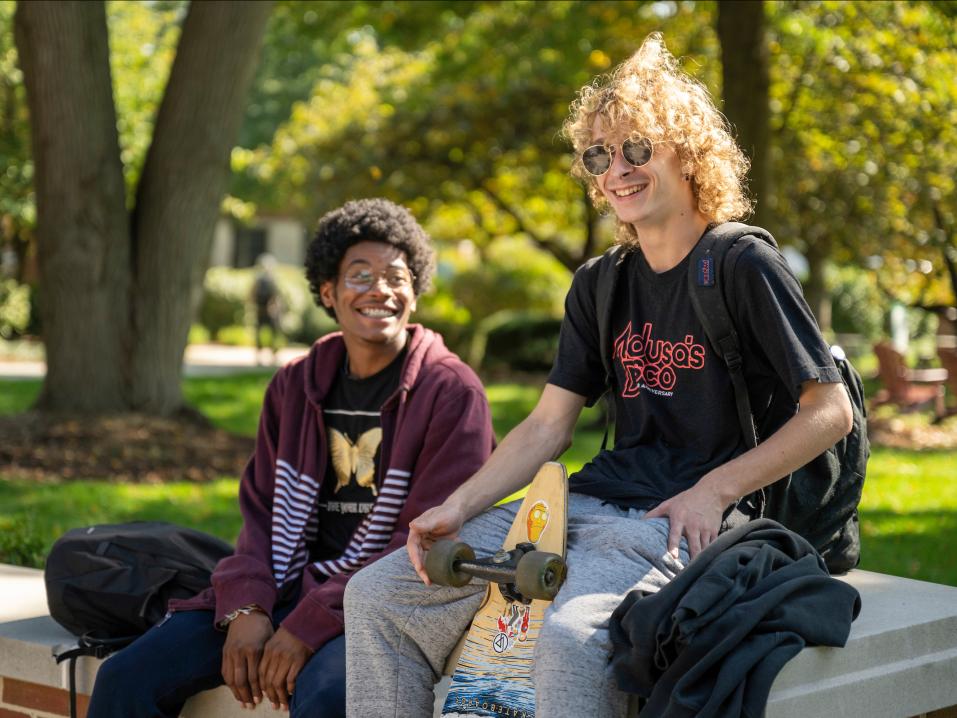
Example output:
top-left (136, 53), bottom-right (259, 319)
top-left (169, 325), bottom-right (495, 650)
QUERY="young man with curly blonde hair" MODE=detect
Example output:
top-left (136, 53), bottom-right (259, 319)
top-left (344, 35), bottom-right (852, 717)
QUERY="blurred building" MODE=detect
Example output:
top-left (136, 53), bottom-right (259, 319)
top-left (210, 215), bottom-right (307, 268)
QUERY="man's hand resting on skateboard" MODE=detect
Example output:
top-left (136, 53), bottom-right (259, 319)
top-left (408, 501), bottom-right (468, 584)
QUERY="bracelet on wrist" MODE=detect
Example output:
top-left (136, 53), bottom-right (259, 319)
top-left (218, 604), bottom-right (264, 629)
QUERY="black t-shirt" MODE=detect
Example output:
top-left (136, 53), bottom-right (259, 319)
top-left (310, 349), bottom-right (406, 562)
top-left (547, 239), bottom-right (842, 510)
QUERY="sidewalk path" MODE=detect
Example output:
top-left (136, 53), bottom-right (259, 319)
top-left (0, 343), bottom-right (311, 381)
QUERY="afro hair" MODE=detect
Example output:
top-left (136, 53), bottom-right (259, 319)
top-left (305, 198), bottom-right (435, 319)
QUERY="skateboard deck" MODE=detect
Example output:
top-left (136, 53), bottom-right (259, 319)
top-left (441, 462), bottom-right (568, 718)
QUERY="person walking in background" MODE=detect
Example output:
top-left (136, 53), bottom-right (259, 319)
top-left (251, 252), bottom-right (284, 365)
top-left (86, 198), bottom-right (496, 718)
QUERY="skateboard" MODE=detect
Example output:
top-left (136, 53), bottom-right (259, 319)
top-left (426, 462), bottom-right (569, 718)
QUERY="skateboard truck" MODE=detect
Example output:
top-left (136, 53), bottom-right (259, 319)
top-left (426, 539), bottom-right (567, 602)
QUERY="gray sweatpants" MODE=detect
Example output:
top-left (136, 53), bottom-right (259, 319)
top-left (343, 493), bottom-right (688, 718)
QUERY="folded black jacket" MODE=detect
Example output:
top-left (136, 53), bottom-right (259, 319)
top-left (609, 519), bottom-right (861, 718)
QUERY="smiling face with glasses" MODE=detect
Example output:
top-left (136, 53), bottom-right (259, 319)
top-left (580, 136), bottom-right (654, 177)
top-left (342, 266), bottom-right (416, 294)
top-left (585, 116), bottom-right (698, 234)
top-left (319, 241), bottom-right (418, 358)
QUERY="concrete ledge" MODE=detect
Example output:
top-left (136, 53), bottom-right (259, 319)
top-left (766, 571), bottom-right (957, 717)
top-left (3, 565), bottom-right (957, 717)
top-left (0, 564), bottom-right (241, 718)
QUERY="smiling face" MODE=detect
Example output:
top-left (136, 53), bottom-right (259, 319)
top-left (319, 241), bottom-right (417, 354)
top-left (592, 116), bottom-right (696, 231)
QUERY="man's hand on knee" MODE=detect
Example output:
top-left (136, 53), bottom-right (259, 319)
top-left (222, 611), bottom-right (273, 709)
top-left (643, 482), bottom-right (723, 559)
top-left (259, 626), bottom-right (313, 711)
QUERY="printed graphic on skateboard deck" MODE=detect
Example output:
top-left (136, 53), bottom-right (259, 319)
top-left (428, 462), bottom-right (568, 718)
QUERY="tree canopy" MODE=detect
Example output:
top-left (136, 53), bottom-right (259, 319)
top-left (4, 0), bottom-right (957, 410)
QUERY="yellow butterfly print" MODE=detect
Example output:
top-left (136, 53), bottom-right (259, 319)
top-left (328, 427), bottom-right (381, 495)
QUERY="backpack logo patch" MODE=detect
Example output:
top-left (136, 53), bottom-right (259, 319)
top-left (697, 256), bottom-right (715, 286)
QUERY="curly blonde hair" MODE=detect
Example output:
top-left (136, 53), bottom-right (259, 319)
top-left (563, 33), bottom-right (753, 246)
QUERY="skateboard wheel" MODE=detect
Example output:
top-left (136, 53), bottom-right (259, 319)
top-left (425, 539), bottom-right (476, 587)
top-left (515, 551), bottom-right (566, 600)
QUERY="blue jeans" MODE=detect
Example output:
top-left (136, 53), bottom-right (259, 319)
top-left (86, 606), bottom-right (345, 718)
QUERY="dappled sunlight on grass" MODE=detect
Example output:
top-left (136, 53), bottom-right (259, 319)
top-left (0, 477), bottom-right (243, 567)
top-left (183, 372), bottom-right (272, 437)
top-left (0, 379), bottom-right (40, 415)
top-left (858, 447), bottom-right (957, 585)
top-left (859, 509), bottom-right (957, 586)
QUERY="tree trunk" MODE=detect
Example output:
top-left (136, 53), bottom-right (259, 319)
top-left (716, 1), bottom-right (771, 231)
top-left (129, 1), bottom-right (272, 413)
top-left (14, 1), bottom-right (131, 412)
top-left (16, 1), bottom-right (271, 415)
top-left (804, 243), bottom-right (832, 333)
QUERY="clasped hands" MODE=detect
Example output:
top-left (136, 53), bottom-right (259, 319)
top-left (221, 612), bottom-right (313, 711)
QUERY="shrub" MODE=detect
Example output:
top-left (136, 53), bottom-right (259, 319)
top-left (452, 241), bottom-right (568, 324)
top-left (0, 279), bottom-right (31, 340)
top-left (216, 324), bottom-right (254, 347)
top-left (199, 267), bottom-right (252, 339)
top-left (469, 310), bottom-right (562, 372)
top-left (829, 265), bottom-right (884, 340)
top-left (188, 324), bottom-right (211, 345)
top-left (0, 517), bottom-right (46, 569)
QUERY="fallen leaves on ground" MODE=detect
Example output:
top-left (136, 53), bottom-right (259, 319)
top-left (0, 410), bottom-right (254, 482)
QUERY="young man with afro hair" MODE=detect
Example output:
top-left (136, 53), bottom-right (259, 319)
top-left (87, 198), bottom-right (495, 718)
top-left (344, 35), bottom-right (853, 717)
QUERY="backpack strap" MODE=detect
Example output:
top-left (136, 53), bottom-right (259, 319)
top-left (687, 222), bottom-right (778, 450)
top-left (596, 244), bottom-right (629, 385)
top-left (54, 634), bottom-right (136, 718)
top-left (595, 244), bottom-right (630, 451)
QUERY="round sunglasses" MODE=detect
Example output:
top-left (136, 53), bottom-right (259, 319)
top-left (580, 137), bottom-right (654, 176)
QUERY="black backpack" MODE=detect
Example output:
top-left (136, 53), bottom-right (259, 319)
top-left (594, 222), bottom-right (869, 574)
top-left (45, 521), bottom-right (233, 717)
top-left (46, 520), bottom-right (233, 639)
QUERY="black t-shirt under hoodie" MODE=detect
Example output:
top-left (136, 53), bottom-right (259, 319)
top-left (310, 348), bottom-right (406, 562)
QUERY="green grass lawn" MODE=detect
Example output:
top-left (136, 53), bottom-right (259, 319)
top-left (2, 374), bottom-right (955, 586)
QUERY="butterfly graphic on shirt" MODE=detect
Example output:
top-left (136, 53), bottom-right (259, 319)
top-left (328, 427), bottom-right (382, 495)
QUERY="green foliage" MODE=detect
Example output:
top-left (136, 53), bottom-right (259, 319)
top-left (188, 323), bottom-right (211, 345)
top-left (0, 278), bottom-right (30, 338)
top-left (106, 0), bottom-right (184, 196)
top-left (216, 324), bottom-right (254, 347)
top-left (199, 266), bottom-right (252, 338)
top-left (0, 515), bottom-right (45, 567)
top-left (0, 1), bottom-right (34, 251)
top-left (828, 265), bottom-right (885, 339)
top-left (451, 238), bottom-right (568, 322)
top-left (234, 1), bottom-right (716, 282)
top-left (767, 1), bottom-right (957, 306)
top-left (469, 310), bottom-right (563, 372)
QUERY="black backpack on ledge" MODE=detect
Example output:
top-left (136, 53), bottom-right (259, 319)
top-left (594, 223), bottom-right (869, 574)
top-left (45, 521), bottom-right (232, 717)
